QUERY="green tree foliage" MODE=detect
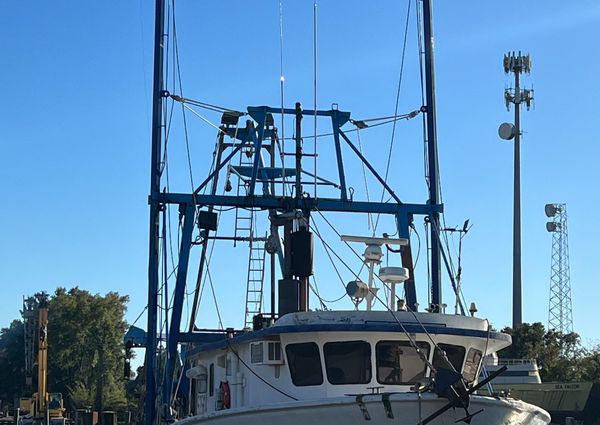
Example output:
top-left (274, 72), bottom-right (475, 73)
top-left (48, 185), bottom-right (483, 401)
top-left (499, 322), bottom-right (600, 383)
top-left (48, 288), bottom-right (129, 411)
top-left (0, 288), bottom-right (129, 411)
top-left (0, 320), bottom-right (26, 402)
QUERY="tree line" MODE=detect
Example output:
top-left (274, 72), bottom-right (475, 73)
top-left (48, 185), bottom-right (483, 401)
top-left (0, 287), bottom-right (131, 412)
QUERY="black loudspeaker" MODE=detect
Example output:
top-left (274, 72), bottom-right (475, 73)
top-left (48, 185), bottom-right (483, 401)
top-left (291, 229), bottom-right (313, 278)
top-left (198, 211), bottom-right (218, 231)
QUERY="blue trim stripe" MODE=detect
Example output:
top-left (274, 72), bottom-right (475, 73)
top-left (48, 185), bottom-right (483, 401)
top-left (185, 322), bottom-right (510, 357)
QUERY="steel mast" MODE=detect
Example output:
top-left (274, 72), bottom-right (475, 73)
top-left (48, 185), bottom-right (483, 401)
top-left (145, 0), bottom-right (166, 424)
top-left (422, 0), bottom-right (443, 311)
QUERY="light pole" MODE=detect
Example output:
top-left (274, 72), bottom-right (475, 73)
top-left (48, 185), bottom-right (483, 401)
top-left (498, 51), bottom-right (533, 329)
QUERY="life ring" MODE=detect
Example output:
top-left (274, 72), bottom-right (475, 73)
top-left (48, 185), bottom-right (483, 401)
top-left (219, 381), bottom-right (231, 409)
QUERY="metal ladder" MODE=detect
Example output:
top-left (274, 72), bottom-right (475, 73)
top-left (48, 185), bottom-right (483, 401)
top-left (233, 147), bottom-right (267, 328)
top-left (233, 147), bottom-right (254, 247)
top-left (244, 231), bottom-right (267, 329)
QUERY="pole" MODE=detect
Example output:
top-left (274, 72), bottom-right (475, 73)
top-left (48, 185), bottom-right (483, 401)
top-left (422, 0), bottom-right (442, 311)
top-left (512, 70), bottom-right (522, 327)
top-left (145, 0), bottom-right (165, 424)
top-left (294, 102), bottom-right (303, 199)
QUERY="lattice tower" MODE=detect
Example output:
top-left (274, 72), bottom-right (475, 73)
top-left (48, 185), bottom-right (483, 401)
top-left (546, 203), bottom-right (573, 334)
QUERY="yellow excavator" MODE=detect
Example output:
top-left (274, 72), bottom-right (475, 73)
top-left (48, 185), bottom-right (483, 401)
top-left (19, 294), bottom-right (66, 425)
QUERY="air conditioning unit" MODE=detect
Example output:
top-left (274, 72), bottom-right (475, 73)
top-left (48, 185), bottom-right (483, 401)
top-left (249, 341), bottom-right (284, 365)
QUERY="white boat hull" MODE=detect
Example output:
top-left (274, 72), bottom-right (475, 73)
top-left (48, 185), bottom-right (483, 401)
top-left (178, 393), bottom-right (551, 425)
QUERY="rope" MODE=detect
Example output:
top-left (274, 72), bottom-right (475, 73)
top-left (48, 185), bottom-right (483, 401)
top-left (373, 0), bottom-right (412, 233)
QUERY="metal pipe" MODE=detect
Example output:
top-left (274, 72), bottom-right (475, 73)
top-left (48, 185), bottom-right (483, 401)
top-left (422, 0), bottom-right (442, 311)
top-left (145, 0), bottom-right (165, 423)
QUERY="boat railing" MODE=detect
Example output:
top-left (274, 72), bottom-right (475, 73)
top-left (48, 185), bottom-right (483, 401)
top-left (497, 358), bottom-right (537, 366)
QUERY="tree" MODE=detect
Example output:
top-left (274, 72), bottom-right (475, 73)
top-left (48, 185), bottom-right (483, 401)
top-left (0, 320), bottom-right (26, 404)
top-left (47, 287), bottom-right (129, 411)
top-left (499, 322), bottom-right (585, 382)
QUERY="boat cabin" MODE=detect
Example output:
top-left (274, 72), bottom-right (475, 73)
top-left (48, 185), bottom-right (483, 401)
top-left (184, 311), bottom-right (511, 417)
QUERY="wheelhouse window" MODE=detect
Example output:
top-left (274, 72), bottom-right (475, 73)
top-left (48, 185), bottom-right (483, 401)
top-left (285, 342), bottom-right (323, 386)
top-left (463, 348), bottom-right (483, 383)
top-left (376, 341), bottom-right (430, 385)
top-left (433, 343), bottom-right (466, 373)
top-left (324, 341), bottom-right (371, 385)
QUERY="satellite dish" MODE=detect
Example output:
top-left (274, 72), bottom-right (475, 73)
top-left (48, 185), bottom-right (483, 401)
top-left (545, 203), bottom-right (559, 217)
top-left (498, 122), bottom-right (516, 140)
top-left (546, 222), bottom-right (558, 232)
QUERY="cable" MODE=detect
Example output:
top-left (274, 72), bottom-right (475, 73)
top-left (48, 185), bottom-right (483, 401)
top-left (310, 218), bottom-right (353, 294)
top-left (356, 128), bottom-right (375, 233)
top-left (311, 213), bottom-right (435, 371)
top-left (373, 0), bottom-right (412, 233)
top-left (314, 209), bottom-right (460, 373)
top-left (227, 341), bottom-right (298, 400)
top-left (313, 0), bottom-right (318, 198)
top-left (279, 0), bottom-right (287, 196)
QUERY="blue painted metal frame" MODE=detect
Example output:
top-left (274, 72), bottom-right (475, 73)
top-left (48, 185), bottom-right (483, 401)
top-left (164, 204), bottom-right (195, 409)
top-left (146, 1), bottom-right (446, 415)
top-left (145, 0), bottom-right (165, 424)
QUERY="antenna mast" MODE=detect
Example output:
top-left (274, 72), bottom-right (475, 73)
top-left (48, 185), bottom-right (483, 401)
top-left (500, 51), bottom-right (533, 328)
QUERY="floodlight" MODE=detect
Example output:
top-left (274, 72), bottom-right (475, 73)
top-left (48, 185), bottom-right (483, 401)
top-left (545, 203), bottom-right (558, 217)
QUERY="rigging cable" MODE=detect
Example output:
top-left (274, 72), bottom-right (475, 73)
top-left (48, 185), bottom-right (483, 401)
top-left (279, 0), bottom-right (287, 196)
top-left (313, 208), bottom-right (458, 373)
top-left (373, 0), bottom-right (413, 233)
top-left (227, 341), bottom-right (298, 400)
top-left (172, 4), bottom-right (197, 207)
top-left (311, 212), bottom-right (436, 371)
top-left (313, 0), bottom-right (318, 198)
top-left (356, 127), bottom-right (375, 232)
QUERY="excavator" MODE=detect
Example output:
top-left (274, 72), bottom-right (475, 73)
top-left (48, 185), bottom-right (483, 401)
top-left (19, 293), bottom-right (66, 425)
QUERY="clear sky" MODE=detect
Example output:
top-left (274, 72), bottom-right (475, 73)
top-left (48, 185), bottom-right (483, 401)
top-left (2, 0), bottom-right (600, 353)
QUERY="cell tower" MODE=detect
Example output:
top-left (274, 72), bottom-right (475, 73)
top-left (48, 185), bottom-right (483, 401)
top-left (545, 203), bottom-right (573, 334)
top-left (498, 51), bottom-right (534, 328)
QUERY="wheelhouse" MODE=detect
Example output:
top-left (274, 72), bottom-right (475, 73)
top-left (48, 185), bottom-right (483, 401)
top-left (184, 311), bottom-right (511, 417)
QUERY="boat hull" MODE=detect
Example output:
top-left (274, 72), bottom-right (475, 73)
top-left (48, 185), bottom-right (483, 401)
top-left (178, 393), bottom-right (551, 425)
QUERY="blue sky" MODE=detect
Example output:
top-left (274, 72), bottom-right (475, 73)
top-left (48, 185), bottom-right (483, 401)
top-left (1, 1), bottom-right (600, 351)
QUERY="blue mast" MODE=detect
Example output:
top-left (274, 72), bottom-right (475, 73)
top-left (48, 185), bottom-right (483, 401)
top-left (145, 0), bottom-right (165, 424)
top-left (422, 0), bottom-right (443, 311)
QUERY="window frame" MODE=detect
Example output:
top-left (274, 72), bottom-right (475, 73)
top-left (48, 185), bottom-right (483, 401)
top-left (432, 343), bottom-right (466, 373)
top-left (375, 340), bottom-right (431, 385)
top-left (323, 340), bottom-right (372, 385)
top-left (463, 348), bottom-right (483, 383)
top-left (285, 342), bottom-right (324, 387)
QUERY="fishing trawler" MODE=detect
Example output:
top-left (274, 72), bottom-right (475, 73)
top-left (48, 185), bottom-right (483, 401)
top-left (136, 1), bottom-right (552, 424)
